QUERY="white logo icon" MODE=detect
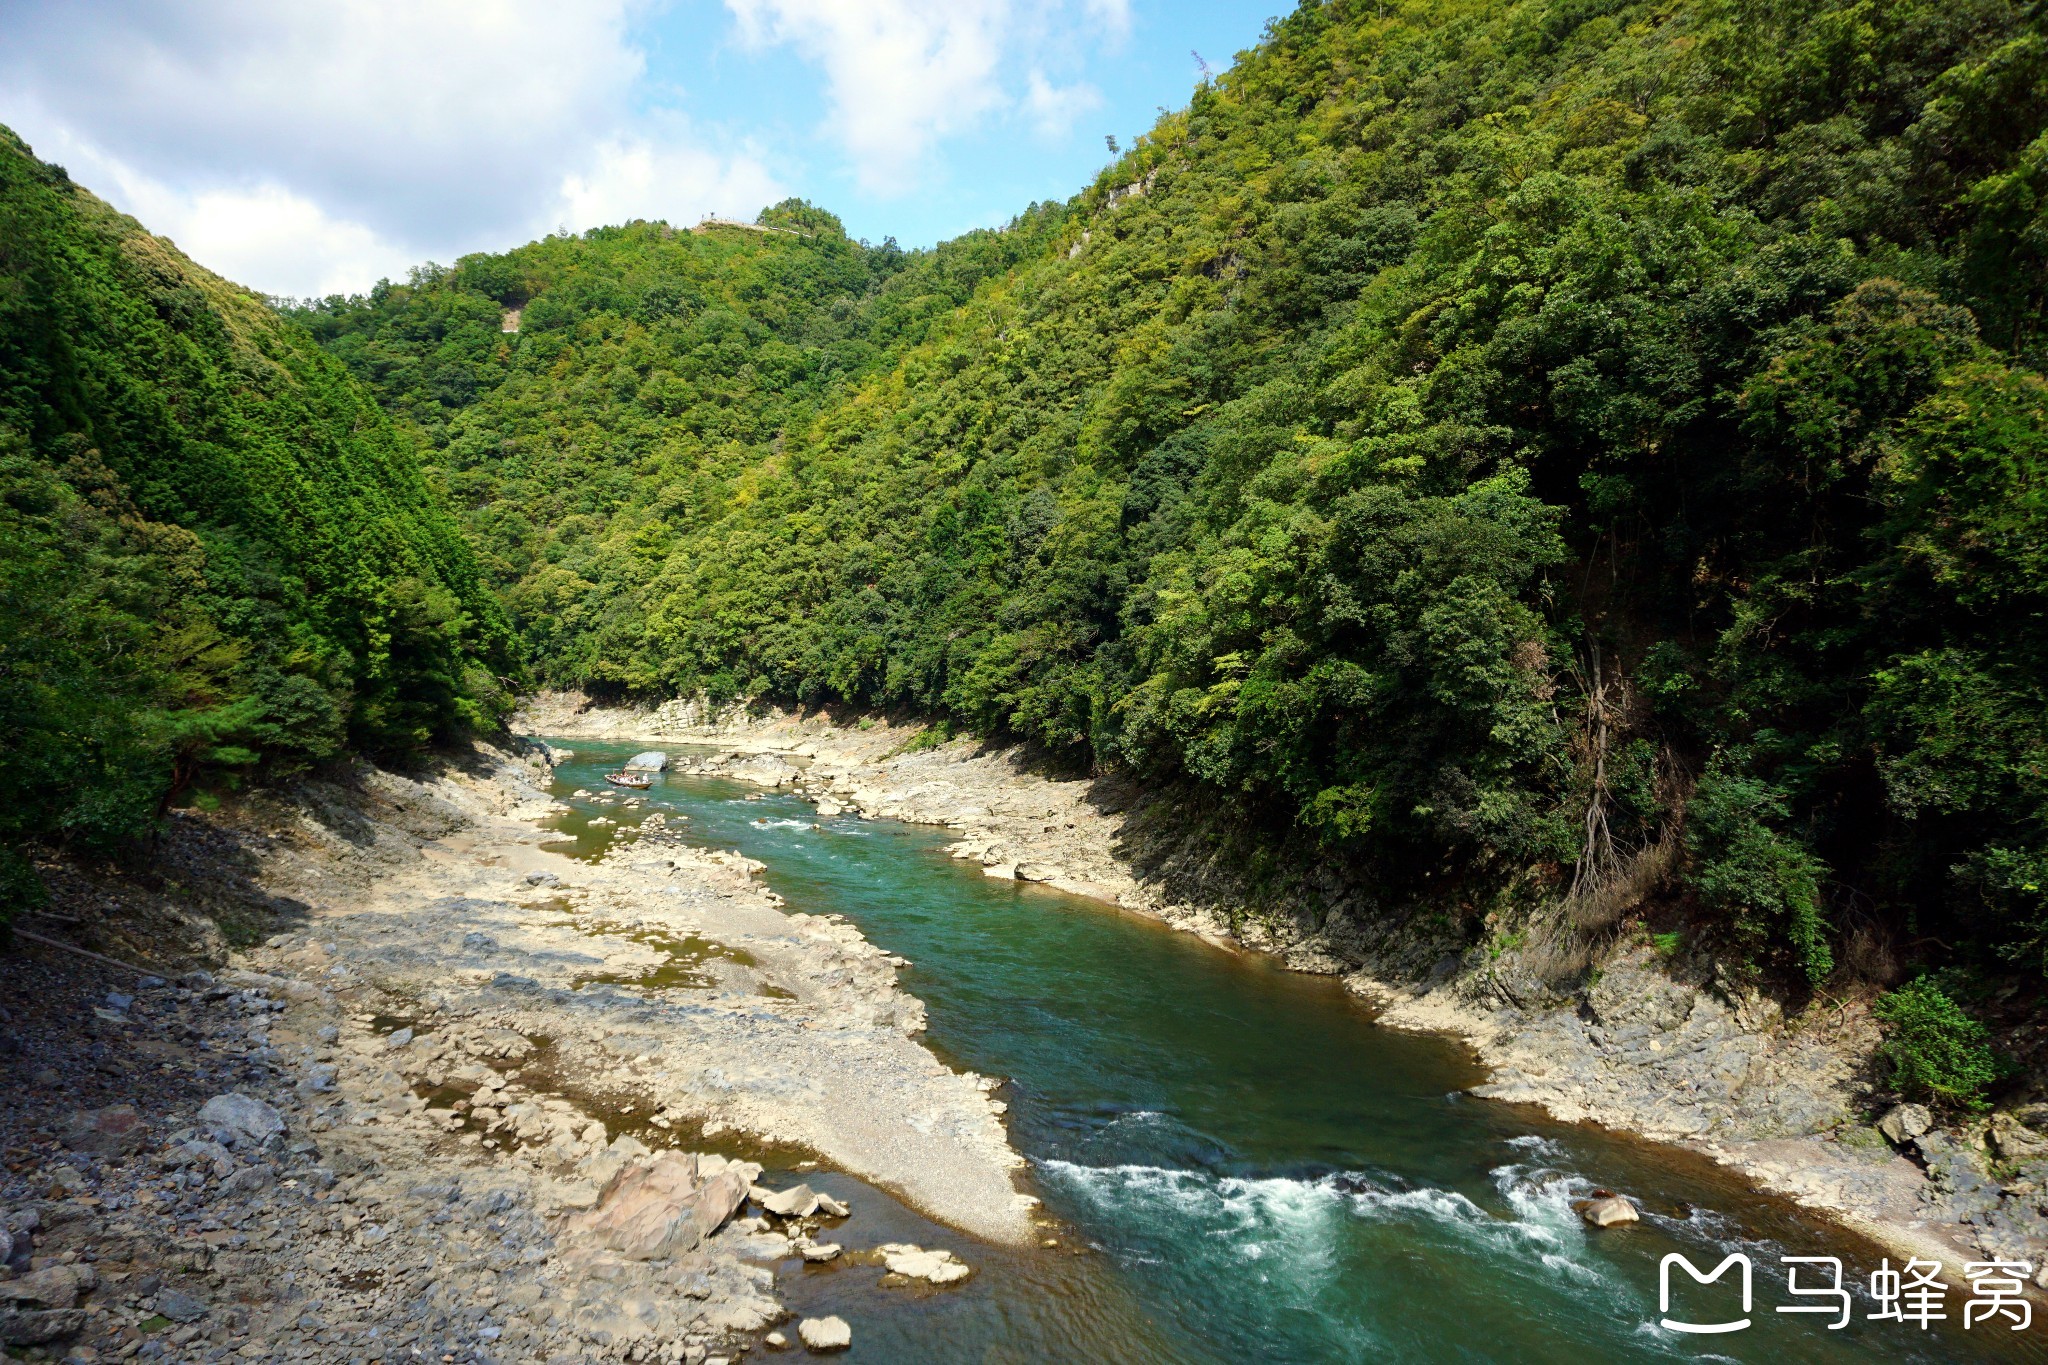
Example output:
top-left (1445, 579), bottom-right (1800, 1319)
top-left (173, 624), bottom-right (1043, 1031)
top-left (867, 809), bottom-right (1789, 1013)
top-left (1660, 1252), bottom-right (1753, 1334)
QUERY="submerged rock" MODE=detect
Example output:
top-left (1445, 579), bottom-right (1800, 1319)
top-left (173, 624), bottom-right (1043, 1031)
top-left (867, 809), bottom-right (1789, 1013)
top-left (877, 1242), bottom-right (972, 1283)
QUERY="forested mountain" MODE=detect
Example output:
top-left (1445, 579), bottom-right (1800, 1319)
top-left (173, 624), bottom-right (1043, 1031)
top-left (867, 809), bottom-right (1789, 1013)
top-left (255, 0), bottom-right (2048, 1049)
top-left (0, 127), bottom-right (510, 910)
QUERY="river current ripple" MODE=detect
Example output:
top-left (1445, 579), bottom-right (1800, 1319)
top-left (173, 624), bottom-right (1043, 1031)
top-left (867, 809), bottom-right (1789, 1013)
top-left (544, 740), bottom-right (2038, 1364)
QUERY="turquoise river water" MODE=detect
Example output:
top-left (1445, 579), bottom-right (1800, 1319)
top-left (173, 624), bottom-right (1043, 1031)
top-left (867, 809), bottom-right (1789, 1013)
top-left (541, 740), bottom-right (2042, 1364)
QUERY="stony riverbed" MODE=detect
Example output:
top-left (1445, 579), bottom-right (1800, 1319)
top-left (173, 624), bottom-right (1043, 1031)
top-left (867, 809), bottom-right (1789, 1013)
top-left (1, 741), bottom-right (1025, 1361)
top-left (521, 691), bottom-right (2048, 1290)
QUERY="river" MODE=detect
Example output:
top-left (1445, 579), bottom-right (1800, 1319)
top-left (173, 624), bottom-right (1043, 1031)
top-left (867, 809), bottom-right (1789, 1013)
top-left (541, 740), bottom-right (2041, 1363)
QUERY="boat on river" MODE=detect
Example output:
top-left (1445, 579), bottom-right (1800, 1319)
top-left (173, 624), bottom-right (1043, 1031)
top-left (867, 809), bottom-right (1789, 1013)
top-left (603, 771), bottom-right (652, 789)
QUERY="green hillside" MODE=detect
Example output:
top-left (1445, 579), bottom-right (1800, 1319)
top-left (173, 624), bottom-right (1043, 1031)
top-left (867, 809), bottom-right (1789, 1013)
top-left (0, 127), bottom-right (511, 909)
top-left (305, 0), bottom-right (2048, 1021)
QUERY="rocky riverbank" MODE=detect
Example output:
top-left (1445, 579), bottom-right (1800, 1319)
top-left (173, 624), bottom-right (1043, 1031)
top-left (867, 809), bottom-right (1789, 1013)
top-left (519, 691), bottom-right (2048, 1288)
top-left (2, 739), bottom-right (1027, 1361)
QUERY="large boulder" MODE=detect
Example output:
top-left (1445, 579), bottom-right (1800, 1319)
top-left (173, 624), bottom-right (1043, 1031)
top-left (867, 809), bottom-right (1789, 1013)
top-left (568, 1152), bottom-right (747, 1259)
top-left (622, 751), bottom-right (670, 772)
top-left (1, 1264), bottom-right (96, 1310)
top-left (728, 752), bottom-right (801, 787)
top-left (0, 1309), bottom-right (86, 1346)
top-left (198, 1093), bottom-right (286, 1149)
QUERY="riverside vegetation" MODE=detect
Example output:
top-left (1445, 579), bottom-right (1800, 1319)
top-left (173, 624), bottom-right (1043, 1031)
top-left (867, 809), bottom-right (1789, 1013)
top-left (7, 0), bottom-right (2048, 1136)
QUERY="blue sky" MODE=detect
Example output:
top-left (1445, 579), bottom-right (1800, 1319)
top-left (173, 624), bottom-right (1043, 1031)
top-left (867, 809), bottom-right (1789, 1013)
top-left (636, 1), bottom-right (1274, 246)
top-left (0, 0), bottom-right (1279, 296)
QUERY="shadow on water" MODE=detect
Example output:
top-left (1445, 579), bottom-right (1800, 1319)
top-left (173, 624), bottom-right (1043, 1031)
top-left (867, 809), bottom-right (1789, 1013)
top-left (541, 739), bottom-right (2046, 1364)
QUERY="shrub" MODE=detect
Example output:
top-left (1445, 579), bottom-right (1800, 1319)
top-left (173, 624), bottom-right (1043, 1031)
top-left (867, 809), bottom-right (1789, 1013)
top-left (1873, 978), bottom-right (2001, 1112)
top-left (1685, 767), bottom-right (1834, 983)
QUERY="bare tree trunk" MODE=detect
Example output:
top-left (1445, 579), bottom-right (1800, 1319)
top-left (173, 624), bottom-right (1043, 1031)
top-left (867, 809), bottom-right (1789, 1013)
top-left (1569, 640), bottom-right (1626, 921)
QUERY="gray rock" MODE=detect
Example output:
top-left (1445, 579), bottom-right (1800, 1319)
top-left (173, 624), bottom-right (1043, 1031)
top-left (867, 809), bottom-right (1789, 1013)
top-left (0, 1264), bottom-right (95, 1309)
top-left (524, 872), bottom-right (561, 887)
top-left (104, 992), bottom-right (134, 1012)
top-left (1578, 1194), bottom-right (1639, 1228)
top-left (1013, 862), bottom-right (1059, 882)
top-left (154, 1288), bottom-right (208, 1323)
top-left (623, 751), bottom-right (670, 772)
top-left (1989, 1110), bottom-right (2048, 1163)
top-left (759, 1183), bottom-right (820, 1219)
top-left (61, 1104), bottom-right (147, 1157)
top-left (797, 1316), bottom-right (851, 1351)
top-left (0, 1308), bottom-right (85, 1345)
top-left (219, 1163), bottom-right (275, 1196)
top-left (568, 1153), bottom-right (748, 1259)
top-left (1919, 1131), bottom-right (2003, 1222)
top-left (198, 1093), bottom-right (286, 1149)
top-left (385, 1027), bottom-right (415, 1050)
top-left (1878, 1103), bottom-right (1934, 1145)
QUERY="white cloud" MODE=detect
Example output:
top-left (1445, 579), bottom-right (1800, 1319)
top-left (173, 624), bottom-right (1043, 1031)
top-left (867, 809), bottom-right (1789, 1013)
top-left (9, 114), bottom-right (414, 298)
top-left (1023, 71), bottom-right (1103, 140)
top-left (0, 0), bottom-right (1135, 292)
top-left (1081, 0), bottom-right (1135, 40)
top-left (0, 0), bottom-right (651, 244)
top-left (0, 0), bottom-right (783, 295)
top-left (725, 0), bottom-right (1126, 193)
top-left (727, 0), bottom-right (1009, 194)
top-left (138, 183), bottom-right (406, 301)
top-left (556, 138), bottom-right (787, 237)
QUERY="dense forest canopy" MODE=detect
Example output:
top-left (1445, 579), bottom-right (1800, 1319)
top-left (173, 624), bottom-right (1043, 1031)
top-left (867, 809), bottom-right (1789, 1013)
top-left (0, 126), bottom-right (510, 910)
top-left (7, 0), bottom-right (2047, 1075)
top-left (295, 0), bottom-right (2048, 1010)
